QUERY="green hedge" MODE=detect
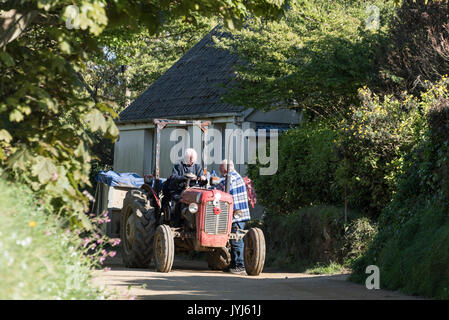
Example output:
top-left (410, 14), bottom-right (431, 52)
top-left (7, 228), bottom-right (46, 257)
top-left (249, 88), bottom-right (424, 219)
top-left (248, 122), bottom-right (341, 215)
top-left (350, 79), bottom-right (449, 299)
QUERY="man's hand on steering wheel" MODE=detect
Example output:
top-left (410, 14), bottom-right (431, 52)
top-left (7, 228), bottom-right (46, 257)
top-left (198, 175), bottom-right (207, 186)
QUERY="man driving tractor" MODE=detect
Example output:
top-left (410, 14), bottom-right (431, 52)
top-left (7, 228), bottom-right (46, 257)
top-left (162, 148), bottom-right (207, 226)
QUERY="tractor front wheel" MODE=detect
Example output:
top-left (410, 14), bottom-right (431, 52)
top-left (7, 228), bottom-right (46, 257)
top-left (244, 227), bottom-right (266, 276)
top-left (153, 224), bottom-right (175, 273)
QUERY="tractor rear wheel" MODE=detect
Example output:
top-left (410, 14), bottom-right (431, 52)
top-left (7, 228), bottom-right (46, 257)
top-left (207, 246), bottom-right (231, 270)
top-left (244, 227), bottom-right (266, 276)
top-left (153, 224), bottom-right (175, 273)
top-left (120, 189), bottom-right (156, 268)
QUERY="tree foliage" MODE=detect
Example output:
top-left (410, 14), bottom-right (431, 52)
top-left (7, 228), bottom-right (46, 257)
top-left (83, 15), bottom-right (218, 113)
top-left (377, 0), bottom-right (449, 96)
top-left (215, 0), bottom-right (396, 119)
top-left (247, 122), bottom-right (340, 215)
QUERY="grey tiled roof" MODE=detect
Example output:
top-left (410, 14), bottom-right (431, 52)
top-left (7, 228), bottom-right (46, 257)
top-left (118, 26), bottom-right (244, 123)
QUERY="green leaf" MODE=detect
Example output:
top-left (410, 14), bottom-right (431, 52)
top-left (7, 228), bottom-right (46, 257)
top-left (225, 18), bottom-right (235, 30)
top-left (9, 109), bottom-right (24, 122)
top-left (42, 97), bottom-right (58, 113)
top-left (0, 129), bottom-right (13, 143)
top-left (83, 109), bottom-right (107, 133)
top-left (59, 41), bottom-right (73, 54)
top-left (7, 149), bottom-right (33, 171)
top-left (105, 117), bottom-right (119, 140)
top-left (75, 207), bottom-right (94, 230)
top-left (96, 102), bottom-right (119, 119)
top-left (0, 52), bottom-right (15, 67)
top-left (74, 141), bottom-right (91, 163)
top-left (37, 0), bottom-right (54, 11)
top-left (32, 156), bottom-right (58, 183)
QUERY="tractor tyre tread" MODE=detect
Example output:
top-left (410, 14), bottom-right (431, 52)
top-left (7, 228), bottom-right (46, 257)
top-left (120, 189), bottom-right (156, 268)
top-left (244, 227), bottom-right (266, 276)
top-left (154, 224), bottom-right (175, 273)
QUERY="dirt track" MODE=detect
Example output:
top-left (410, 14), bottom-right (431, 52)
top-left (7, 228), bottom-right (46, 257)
top-left (93, 252), bottom-right (423, 300)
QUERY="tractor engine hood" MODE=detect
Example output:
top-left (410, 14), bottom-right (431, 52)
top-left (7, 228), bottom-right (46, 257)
top-left (180, 188), bottom-right (234, 248)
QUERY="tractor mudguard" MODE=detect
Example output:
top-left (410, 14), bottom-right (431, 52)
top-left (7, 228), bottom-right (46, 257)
top-left (141, 183), bottom-right (161, 209)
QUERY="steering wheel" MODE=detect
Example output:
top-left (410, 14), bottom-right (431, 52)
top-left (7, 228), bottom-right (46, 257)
top-left (184, 172), bottom-right (196, 180)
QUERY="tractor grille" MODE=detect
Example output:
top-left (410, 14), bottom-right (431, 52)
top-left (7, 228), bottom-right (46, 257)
top-left (204, 201), bottom-right (229, 235)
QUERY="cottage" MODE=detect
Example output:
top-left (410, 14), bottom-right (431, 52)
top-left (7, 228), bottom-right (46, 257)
top-left (114, 26), bottom-right (301, 181)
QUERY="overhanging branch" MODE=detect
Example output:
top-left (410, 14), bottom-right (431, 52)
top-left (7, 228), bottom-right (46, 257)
top-left (1, 9), bottom-right (60, 48)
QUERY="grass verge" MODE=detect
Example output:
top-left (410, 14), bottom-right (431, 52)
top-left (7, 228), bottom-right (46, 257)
top-left (0, 178), bottom-right (107, 299)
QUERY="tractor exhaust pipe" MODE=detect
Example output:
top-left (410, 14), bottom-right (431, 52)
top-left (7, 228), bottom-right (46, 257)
top-left (225, 162), bottom-right (231, 193)
top-left (225, 126), bottom-right (235, 194)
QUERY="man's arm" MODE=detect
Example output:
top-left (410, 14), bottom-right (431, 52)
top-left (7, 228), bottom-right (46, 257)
top-left (194, 164), bottom-right (206, 181)
top-left (170, 163), bottom-right (186, 184)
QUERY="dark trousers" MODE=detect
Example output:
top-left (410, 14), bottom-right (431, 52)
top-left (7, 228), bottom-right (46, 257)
top-left (230, 221), bottom-right (246, 268)
top-left (161, 192), bottom-right (182, 226)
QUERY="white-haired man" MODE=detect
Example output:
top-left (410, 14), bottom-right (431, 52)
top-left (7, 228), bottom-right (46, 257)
top-left (171, 148), bottom-right (206, 182)
top-left (163, 148), bottom-right (206, 226)
top-left (218, 159), bottom-right (251, 275)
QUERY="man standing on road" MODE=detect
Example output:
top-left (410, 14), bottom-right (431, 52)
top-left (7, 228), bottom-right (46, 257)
top-left (218, 159), bottom-right (251, 275)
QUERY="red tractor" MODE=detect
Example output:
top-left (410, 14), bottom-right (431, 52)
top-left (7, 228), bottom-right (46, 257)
top-left (119, 119), bottom-right (265, 275)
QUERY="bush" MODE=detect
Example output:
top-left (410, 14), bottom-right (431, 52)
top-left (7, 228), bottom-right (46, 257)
top-left (336, 87), bottom-right (426, 217)
top-left (248, 122), bottom-right (340, 215)
top-left (350, 78), bottom-right (449, 299)
top-left (249, 87), bottom-right (425, 219)
top-left (261, 206), bottom-right (377, 271)
top-left (343, 217), bottom-right (378, 265)
top-left (0, 178), bottom-right (108, 299)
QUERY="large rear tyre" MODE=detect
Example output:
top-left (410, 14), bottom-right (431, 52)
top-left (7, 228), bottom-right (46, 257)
top-left (120, 189), bottom-right (156, 268)
top-left (244, 227), bottom-right (266, 276)
top-left (154, 224), bottom-right (175, 273)
top-left (207, 246), bottom-right (231, 271)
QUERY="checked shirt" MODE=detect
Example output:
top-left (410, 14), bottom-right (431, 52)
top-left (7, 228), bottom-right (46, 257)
top-left (217, 170), bottom-right (251, 223)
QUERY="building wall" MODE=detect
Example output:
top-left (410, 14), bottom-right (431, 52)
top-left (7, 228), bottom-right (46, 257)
top-left (114, 117), bottom-right (234, 178)
top-left (159, 126), bottom-right (190, 178)
top-left (113, 129), bottom-right (153, 176)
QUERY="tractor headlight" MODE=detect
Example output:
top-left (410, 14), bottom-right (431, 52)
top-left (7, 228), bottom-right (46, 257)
top-left (188, 203), bottom-right (198, 214)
